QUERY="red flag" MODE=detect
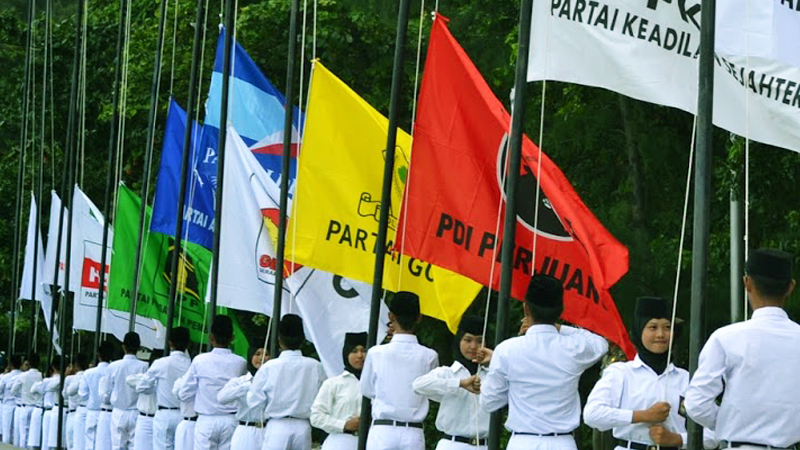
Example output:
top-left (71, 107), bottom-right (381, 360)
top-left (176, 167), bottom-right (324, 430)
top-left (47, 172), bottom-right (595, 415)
top-left (397, 16), bottom-right (634, 358)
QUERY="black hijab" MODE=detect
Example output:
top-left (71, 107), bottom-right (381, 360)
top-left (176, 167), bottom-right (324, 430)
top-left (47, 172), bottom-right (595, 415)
top-left (632, 297), bottom-right (673, 375)
top-left (454, 316), bottom-right (484, 375)
top-left (247, 346), bottom-right (266, 376)
top-left (343, 332), bottom-right (367, 379)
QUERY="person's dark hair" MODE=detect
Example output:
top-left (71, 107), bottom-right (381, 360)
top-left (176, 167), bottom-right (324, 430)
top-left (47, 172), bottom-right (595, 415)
top-left (526, 274), bottom-right (564, 324)
top-left (149, 349), bottom-right (164, 365)
top-left (26, 353), bottom-right (40, 369)
top-left (279, 315), bottom-right (305, 350)
top-left (98, 340), bottom-right (116, 362)
top-left (211, 315), bottom-right (234, 346)
top-left (10, 354), bottom-right (23, 369)
top-left (750, 274), bottom-right (792, 299)
top-left (73, 353), bottom-right (88, 371)
top-left (170, 327), bottom-right (190, 351)
top-left (51, 355), bottom-right (62, 372)
top-left (123, 332), bottom-right (141, 354)
top-left (389, 292), bottom-right (421, 331)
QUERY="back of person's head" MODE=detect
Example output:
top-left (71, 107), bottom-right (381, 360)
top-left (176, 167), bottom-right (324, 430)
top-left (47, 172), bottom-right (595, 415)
top-left (279, 314), bottom-right (305, 350)
top-left (10, 354), bottom-right (23, 369)
top-left (210, 315), bottom-right (234, 347)
top-left (149, 349), bottom-right (164, 365)
top-left (525, 274), bottom-right (564, 324)
top-left (123, 332), bottom-right (141, 354)
top-left (170, 327), bottom-right (190, 351)
top-left (98, 340), bottom-right (116, 362)
top-left (26, 353), bottom-right (40, 369)
top-left (51, 355), bottom-right (62, 372)
top-left (389, 291), bottom-right (421, 331)
top-left (74, 353), bottom-right (88, 371)
top-left (746, 248), bottom-right (794, 301)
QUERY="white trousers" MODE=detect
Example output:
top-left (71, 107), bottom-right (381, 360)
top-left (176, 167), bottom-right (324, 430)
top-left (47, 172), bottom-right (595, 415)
top-left (262, 418), bottom-right (311, 450)
top-left (1, 402), bottom-right (15, 444)
top-left (14, 405), bottom-right (31, 447)
top-left (42, 409), bottom-right (54, 449)
top-left (74, 407), bottom-right (88, 450)
top-left (193, 415), bottom-right (237, 450)
top-left (366, 424), bottom-right (425, 450)
top-left (434, 438), bottom-right (488, 450)
top-left (153, 409), bottom-right (182, 450)
top-left (28, 407), bottom-right (43, 448)
top-left (85, 409), bottom-right (101, 450)
top-left (506, 435), bottom-right (577, 450)
top-left (134, 414), bottom-right (154, 450)
top-left (321, 433), bottom-right (358, 450)
top-left (110, 408), bottom-right (138, 450)
top-left (67, 410), bottom-right (76, 449)
top-left (174, 419), bottom-right (196, 450)
top-left (47, 408), bottom-right (68, 448)
top-left (96, 410), bottom-right (112, 450)
top-left (230, 424), bottom-right (265, 450)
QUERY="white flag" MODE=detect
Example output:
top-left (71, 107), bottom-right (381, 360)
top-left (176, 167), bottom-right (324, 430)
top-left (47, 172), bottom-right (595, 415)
top-left (217, 125), bottom-right (387, 376)
top-left (20, 194), bottom-right (60, 354)
top-left (42, 191), bottom-right (66, 290)
top-left (716, 1), bottom-right (800, 70)
top-left (529, 0), bottom-right (800, 153)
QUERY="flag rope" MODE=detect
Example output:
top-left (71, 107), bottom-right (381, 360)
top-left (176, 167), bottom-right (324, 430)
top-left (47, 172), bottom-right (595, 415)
top-left (742, 0), bottom-right (751, 322)
top-left (169, 0), bottom-right (179, 96)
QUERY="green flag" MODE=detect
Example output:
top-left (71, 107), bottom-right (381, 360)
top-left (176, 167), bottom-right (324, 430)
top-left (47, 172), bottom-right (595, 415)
top-left (108, 185), bottom-right (248, 357)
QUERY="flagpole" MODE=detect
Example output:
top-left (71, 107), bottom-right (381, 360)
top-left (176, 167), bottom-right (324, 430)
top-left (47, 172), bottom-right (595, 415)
top-left (130, 0), bottom-right (171, 328)
top-left (730, 182), bottom-right (742, 323)
top-left (9, 0), bottom-right (35, 359)
top-left (267, 0), bottom-right (300, 358)
top-left (487, 0), bottom-right (534, 449)
top-left (164, 0), bottom-right (206, 350)
top-left (55, 0), bottom-right (84, 446)
top-left (94, 0), bottom-right (126, 355)
top-left (688, 0), bottom-right (716, 449)
top-left (356, 0), bottom-right (411, 448)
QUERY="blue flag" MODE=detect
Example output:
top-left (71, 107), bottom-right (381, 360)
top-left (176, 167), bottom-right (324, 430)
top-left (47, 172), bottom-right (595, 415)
top-left (150, 99), bottom-right (218, 249)
top-left (205, 29), bottom-right (301, 187)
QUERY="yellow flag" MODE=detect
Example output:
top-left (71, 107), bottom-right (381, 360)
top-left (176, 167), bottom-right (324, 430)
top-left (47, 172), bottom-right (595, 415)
top-left (288, 62), bottom-right (482, 332)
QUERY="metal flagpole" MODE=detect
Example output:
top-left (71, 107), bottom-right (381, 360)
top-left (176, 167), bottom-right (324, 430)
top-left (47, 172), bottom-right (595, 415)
top-left (25, 0), bottom-right (38, 355)
top-left (56, 0), bottom-right (85, 446)
top-left (164, 0), bottom-right (207, 350)
top-left (688, 0), bottom-right (716, 449)
top-left (9, 0), bottom-right (35, 358)
top-left (268, 0), bottom-right (301, 359)
top-left (95, 0), bottom-right (127, 355)
top-left (355, 0), bottom-right (411, 448)
top-left (730, 183), bottom-right (743, 323)
top-left (487, 0), bottom-right (534, 449)
top-left (208, 0), bottom-right (236, 342)
top-left (130, 0), bottom-right (171, 328)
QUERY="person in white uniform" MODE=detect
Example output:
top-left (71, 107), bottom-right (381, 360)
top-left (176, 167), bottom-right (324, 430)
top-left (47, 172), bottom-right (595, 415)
top-left (96, 372), bottom-right (113, 450)
top-left (172, 370), bottom-right (197, 450)
top-left (478, 274), bottom-right (608, 450)
top-left (102, 332), bottom-right (148, 450)
top-left (127, 349), bottom-right (161, 450)
top-left (177, 315), bottom-right (247, 450)
top-left (311, 332), bottom-right (367, 450)
top-left (43, 356), bottom-right (66, 450)
top-left (27, 357), bottom-right (46, 450)
top-left (249, 315), bottom-right (326, 450)
top-left (218, 345), bottom-right (268, 450)
top-left (413, 317), bottom-right (489, 449)
top-left (585, 297), bottom-right (717, 450)
top-left (361, 292), bottom-right (439, 450)
top-left (137, 327), bottom-right (191, 450)
top-left (80, 341), bottom-right (115, 450)
top-left (13, 353), bottom-right (42, 447)
top-left (67, 354), bottom-right (88, 450)
top-left (2, 354), bottom-right (23, 444)
top-left (64, 356), bottom-right (85, 450)
top-left (686, 249), bottom-right (800, 450)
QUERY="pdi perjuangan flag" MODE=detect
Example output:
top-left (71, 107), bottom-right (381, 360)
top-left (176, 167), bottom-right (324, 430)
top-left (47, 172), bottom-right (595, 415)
top-left (287, 62), bottom-right (483, 332)
top-left (150, 99), bottom-right (217, 249)
top-left (397, 16), bottom-right (634, 357)
top-left (529, 0), bottom-right (800, 154)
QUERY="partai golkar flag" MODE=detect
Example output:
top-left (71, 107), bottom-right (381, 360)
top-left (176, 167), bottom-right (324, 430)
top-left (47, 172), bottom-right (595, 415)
top-left (287, 62), bottom-right (482, 332)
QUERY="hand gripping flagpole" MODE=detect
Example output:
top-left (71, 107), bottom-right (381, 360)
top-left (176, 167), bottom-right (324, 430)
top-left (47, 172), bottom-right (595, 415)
top-left (268, 0), bottom-right (301, 358)
top-left (164, 0), bottom-right (207, 350)
top-left (487, 0), bottom-right (534, 449)
top-left (356, 0), bottom-right (412, 448)
top-left (688, 0), bottom-right (716, 449)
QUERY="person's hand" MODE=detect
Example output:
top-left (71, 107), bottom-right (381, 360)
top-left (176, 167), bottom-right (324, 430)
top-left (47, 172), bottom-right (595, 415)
top-left (635, 401), bottom-right (670, 423)
top-left (649, 424), bottom-right (682, 446)
top-left (459, 375), bottom-right (481, 394)
top-left (344, 416), bottom-right (360, 432)
top-left (472, 347), bottom-right (493, 365)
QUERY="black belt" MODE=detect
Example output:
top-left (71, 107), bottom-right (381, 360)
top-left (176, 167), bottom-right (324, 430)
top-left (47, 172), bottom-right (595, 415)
top-left (239, 420), bottom-right (266, 428)
top-left (514, 431), bottom-right (573, 437)
top-left (723, 442), bottom-right (798, 450)
top-left (183, 416), bottom-right (198, 422)
top-left (443, 434), bottom-right (487, 446)
top-left (158, 406), bottom-right (180, 410)
top-left (372, 419), bottom-right (423, 429)
top-left (140, 412), bottom-right (155, 418)
top-left (619, 441), bottom-right (678, 450)
top-left (44, 407), bottom-right (53, 411)
top-left (102, 408), bottom-right (113, 413)
top-left (68, 409), bottom-right (77, 413)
